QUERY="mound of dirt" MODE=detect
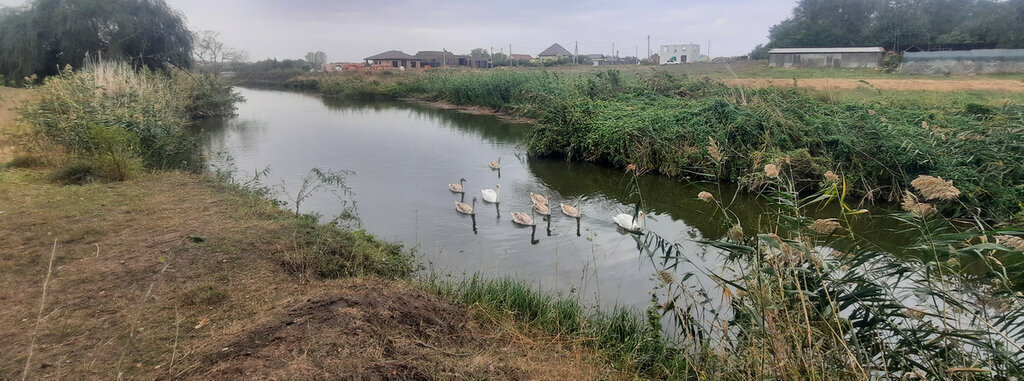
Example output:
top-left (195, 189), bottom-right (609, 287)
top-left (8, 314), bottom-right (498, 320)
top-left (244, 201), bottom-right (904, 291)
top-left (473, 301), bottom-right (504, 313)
top-left (199, 279), bottom-right (525, 380)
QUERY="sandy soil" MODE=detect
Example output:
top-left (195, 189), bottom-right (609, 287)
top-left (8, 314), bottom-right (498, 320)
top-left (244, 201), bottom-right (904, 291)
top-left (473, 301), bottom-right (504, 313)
top-left (725, 78), bottom-right (1024, 92)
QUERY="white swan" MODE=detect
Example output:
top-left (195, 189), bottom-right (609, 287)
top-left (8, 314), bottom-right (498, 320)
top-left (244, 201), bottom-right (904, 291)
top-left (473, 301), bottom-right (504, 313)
top-left (481, 185), bottom-right (500, 203)
top-left (530, 192), bottom-right (548, 205)
top-left (448, 178), bottom-right (466, 193)
top-left (533, 201), bottom-right (551, 216)
top-left (560, 203), bottom-right (581, 218)
top-left (456, 197), bottom-right (476, 215)
top-left (489, 158), bottom-right (501, 170)
top-left (511, 210), bottom-right (535, 226)
top-left (613, 212), bottom-right (645, 231)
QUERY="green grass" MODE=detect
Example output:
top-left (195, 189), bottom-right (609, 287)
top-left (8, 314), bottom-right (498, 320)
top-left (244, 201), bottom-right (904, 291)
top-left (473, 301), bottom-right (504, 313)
top-left (426, 275), bottom-right (688, 378)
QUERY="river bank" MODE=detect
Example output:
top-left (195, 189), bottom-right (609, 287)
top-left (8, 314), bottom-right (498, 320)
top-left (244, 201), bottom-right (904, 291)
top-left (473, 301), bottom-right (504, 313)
top-left (0, 85), bottom-right (637, 379)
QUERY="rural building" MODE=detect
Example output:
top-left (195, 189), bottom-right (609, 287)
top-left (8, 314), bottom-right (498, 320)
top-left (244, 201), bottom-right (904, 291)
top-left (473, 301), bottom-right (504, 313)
top-left (510, 54), bottom-right (532, 61)
top-left (412, 51), bottom-right (490, 68)
top-left (538, 43), bottom-right (573, 58)
top-left (364, 50), bottom-right (424, 68)
top-left (458, 56), bottom-right (491, 68)
top-left (900, 49), bottom-right (1024, 75)
top-left (415, 51), bottom-right (458, 68)
top-left (659, 44), bottom-right (700, 64)
top-left (768, 47), bottom-right (884, 68)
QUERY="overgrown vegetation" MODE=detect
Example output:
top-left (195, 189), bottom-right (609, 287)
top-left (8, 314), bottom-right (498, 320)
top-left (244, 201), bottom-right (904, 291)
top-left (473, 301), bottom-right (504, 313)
top-left (19, 59), bottom-right (240, 182)
top-left (311, 69), bottom-right (1024, 220)
top-left (640, 164), bottom-right (1024, 378)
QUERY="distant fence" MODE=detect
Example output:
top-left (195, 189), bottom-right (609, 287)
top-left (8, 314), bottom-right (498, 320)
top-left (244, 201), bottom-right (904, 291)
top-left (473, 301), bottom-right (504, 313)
top-left (901, 49), bottom-right (1024, 75)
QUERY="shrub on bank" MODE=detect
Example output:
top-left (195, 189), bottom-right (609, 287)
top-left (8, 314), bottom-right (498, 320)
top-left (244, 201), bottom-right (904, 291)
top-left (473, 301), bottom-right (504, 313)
top-left (21, 60), bottom-right (240, 181)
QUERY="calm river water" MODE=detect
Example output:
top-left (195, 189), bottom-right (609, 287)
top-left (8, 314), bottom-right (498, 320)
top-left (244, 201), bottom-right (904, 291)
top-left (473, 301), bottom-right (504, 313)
top-left (202, 87), bottom-right (904, 312)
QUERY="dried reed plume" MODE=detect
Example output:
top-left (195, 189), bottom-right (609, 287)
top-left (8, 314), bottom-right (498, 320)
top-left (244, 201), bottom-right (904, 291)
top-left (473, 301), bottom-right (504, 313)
top-left (727, 224), bottom-right (744, 242)
top-left (764, 164), bottom-right (779, 178)
top-left (698, 191), bottom-right (714, 202)
top-left (658, 270), bottom-right (675, 284)
top-left (708, 137), bottom-right (723, 162)
top-left (910, 175), bottom-right (961, 201)
top-left (810, 219), bottom-right (842, 235)
top-left (824, 171), bottom-right (839, 183)
top-left (902, 192), bottom-right (938, 218)
top-left (995, 235), bottom-right (1024, 252)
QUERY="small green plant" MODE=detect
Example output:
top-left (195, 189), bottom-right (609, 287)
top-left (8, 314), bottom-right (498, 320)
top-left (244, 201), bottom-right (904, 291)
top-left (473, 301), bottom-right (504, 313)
top-left (278, 167), bottom-right (354, 216)
top-left (179, 283), bottom-right (228, 307)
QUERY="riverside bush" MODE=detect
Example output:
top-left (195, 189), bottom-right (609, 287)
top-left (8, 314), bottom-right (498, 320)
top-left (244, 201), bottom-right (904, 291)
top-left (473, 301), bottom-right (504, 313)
top-left (21, 60), bottom-right (240, 181)
top-left (319, 69), bottom-right (1023, 220)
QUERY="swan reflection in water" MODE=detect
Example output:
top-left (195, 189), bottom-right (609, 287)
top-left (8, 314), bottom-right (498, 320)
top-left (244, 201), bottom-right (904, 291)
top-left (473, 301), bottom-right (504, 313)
top-left (530, 225), bottom-right (539, 245)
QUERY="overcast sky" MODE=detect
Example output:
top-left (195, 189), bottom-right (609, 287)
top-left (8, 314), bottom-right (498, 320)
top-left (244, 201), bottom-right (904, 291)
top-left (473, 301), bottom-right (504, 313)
top-left (0, 0), bottom-right (797, 62)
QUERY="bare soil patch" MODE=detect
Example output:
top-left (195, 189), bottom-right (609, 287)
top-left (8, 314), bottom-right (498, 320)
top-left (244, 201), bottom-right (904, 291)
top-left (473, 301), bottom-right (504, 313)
top-left (725, 77), bottom-right (1024, 92)
top-left (0, 169), bottom-right (617, 380)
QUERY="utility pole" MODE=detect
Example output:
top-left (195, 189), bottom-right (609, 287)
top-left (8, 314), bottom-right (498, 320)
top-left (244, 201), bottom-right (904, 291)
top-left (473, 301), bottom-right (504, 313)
top-left (574, 41), bottom-right (578, 65)
top-left (612, 43), bottom-right (615, 59)
top-left (708, 39), bottom-right (711, 60)
top-left (442, 48), bottom-right (446, 68)
top-left (635, 45), bottom-right (638, 65)
top-left (509, 43), bottom-right (513, 66)
top-left (647, 35), bottom-right (651, 62)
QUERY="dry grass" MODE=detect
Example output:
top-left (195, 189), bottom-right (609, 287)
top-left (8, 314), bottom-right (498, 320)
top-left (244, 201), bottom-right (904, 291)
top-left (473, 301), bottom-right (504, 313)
top-left (0, 169), bottom-right (619, 380)
top-left (0, 86), bottom-right (38, 162)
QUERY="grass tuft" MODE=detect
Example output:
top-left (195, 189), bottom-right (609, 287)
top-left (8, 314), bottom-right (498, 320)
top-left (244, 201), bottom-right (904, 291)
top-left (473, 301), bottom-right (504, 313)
top-left (179, 283), bottom-right (228, 307)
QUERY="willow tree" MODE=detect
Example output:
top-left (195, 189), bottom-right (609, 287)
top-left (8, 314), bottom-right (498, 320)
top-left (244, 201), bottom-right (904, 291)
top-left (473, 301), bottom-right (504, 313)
top-left (0, 0), bottom-right (194, 83)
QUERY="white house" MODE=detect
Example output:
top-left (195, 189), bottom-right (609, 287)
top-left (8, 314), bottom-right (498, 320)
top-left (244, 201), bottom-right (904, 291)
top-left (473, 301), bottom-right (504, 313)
top-left (659, 44), bottom-right (700, 64)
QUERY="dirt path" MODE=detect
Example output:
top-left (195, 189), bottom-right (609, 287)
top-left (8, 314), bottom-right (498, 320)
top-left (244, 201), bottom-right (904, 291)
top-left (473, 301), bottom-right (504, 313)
top-left (0, 170), bottom-right (617, 379)
top-left (725, 77), bottom-right (1024, 92)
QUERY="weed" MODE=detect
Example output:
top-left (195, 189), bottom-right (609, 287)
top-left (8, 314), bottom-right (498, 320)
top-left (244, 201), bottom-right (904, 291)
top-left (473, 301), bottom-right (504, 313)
top-left (179, 283), bottom-right (228, 307)
top-left (4, 155), bottom-right (43, 168)
top-left (49, 162), bottom-right (96, 185)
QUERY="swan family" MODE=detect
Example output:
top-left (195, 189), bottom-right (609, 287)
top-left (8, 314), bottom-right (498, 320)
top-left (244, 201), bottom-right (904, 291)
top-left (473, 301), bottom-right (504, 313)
top-left (448, 159), bottom-right (647, 235)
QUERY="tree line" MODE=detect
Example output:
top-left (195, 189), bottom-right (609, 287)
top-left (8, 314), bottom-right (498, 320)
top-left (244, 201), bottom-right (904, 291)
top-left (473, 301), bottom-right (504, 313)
top-left (752, 0), bottom-right (1024, 58)
top-left (0, 0), bottom-right (333, 85)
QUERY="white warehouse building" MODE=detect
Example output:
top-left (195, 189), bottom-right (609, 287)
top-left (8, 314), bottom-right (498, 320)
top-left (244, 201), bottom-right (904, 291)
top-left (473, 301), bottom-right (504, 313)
top-left (659, 44), bottom-right (700, 64)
